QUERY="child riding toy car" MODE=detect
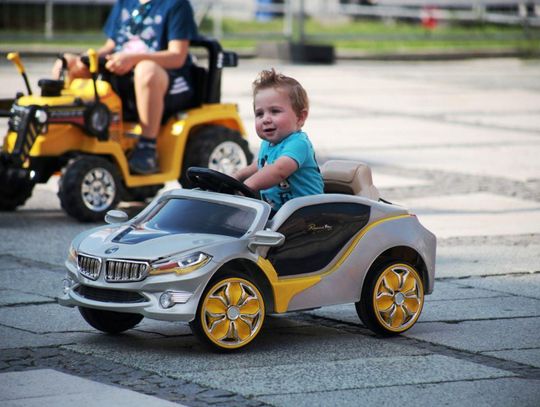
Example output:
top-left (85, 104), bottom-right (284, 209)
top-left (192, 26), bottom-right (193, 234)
top-left (58, 161), bottom-right (436, 351)
top-left (0, 37), bottom-right (252, 222)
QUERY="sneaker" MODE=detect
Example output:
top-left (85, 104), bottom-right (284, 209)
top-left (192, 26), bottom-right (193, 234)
top-left (129, 144), bottom-right (159, 174)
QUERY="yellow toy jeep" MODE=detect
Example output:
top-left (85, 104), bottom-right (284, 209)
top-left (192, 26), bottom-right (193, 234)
top-left (0, 38), bottom-right (252, 222)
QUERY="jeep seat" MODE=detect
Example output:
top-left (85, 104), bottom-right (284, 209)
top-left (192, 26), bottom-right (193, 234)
top-left (321, 160), bottom-right (380, 200)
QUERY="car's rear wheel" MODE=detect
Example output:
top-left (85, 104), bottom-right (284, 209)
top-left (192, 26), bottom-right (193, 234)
top-left (356, 262), bottom-right (424, 336)
top-left (190, 273), bottom-right (265, 351)
top-left (79, 307), bottom-right (143, 334)
top-left (180, 125), bottom-right (252, 188)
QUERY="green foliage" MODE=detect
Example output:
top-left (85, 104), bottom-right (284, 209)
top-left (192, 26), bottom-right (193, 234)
top-left (1, 17), bottom-right (538, 55)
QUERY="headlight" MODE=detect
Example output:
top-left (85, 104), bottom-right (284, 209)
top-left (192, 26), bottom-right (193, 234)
top-left (150, 252), bottom-right (212, 276)
top-left (67, 244), bottom-right (78, 267)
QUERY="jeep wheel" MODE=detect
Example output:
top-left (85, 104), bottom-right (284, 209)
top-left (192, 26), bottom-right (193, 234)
top-left (79, 307), bottom-right (143, 334)
top-left (58, 156), bottom-right (121, 222)
top-left (180, 125), bottom-right (252, 188)
top-left (356, 262), bottom-right (424, 336)
top-left (190, 273), bottom-right (265, 351)
top-left (0, 168), bottom-right (35, 211)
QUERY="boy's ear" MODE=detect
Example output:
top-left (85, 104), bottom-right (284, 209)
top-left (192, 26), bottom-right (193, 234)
top-left (297, 109), bottom-right (308, 127)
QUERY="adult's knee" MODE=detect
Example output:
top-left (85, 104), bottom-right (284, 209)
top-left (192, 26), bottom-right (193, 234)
top-left (134, 61), bottom-right (168, 91)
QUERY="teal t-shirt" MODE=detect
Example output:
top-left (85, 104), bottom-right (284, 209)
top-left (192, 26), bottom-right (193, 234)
top-left (258, 131), bottom-right (324, 210)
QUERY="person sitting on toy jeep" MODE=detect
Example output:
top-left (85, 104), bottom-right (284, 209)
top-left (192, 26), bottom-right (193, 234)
top-left (233, 69), bottom-right (324, 211)
top-left (52, 0), bottom-right (198, 174)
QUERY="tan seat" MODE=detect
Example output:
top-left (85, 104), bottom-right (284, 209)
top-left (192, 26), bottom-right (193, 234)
top-left (320, 160), bottom-right (380, 200)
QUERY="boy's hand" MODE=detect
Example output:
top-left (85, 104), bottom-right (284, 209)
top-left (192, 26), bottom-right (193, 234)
top-left (105, 53), bottom-right (137, 75)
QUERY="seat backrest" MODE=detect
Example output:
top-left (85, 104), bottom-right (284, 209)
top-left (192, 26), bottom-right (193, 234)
top-left (320, 160), bottom-right (380, 200)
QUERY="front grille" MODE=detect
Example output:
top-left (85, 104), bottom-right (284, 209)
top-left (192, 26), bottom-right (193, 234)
top-left (105, 260), bottom-right (149, 282)
top-left (76, 285), bottom-right (147, 303)
top-left (78, 254), bottom-right (102, 280)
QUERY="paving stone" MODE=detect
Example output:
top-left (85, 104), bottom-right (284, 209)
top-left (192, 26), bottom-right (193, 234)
top-left (452, 273), bottom-right (540, 299)
top-left (400, 193), bottom-right (540, 238)
top-left (436, 243), bottom-right (540, 278)
top-left (257, 377), bottom-right (540, 407)
top-left (482, 349), bottom-right (540, 369)
top-left (421, 296), bottom-right (540, 322)
top-left (0, 288), bottom-right (54, 306)
top-left (353, 144), bottom-right (540, 183)
top-left (0, 369), bottom-right (185, 406)
top-left (63, 324), bottom-right (428, 376)
top-left (176, 354), bottom-right (514, 397)
top-left (0, 265), bottom-right (64, 298)
top-left (405, 317), bottom-right (540, 353)
top-left (426, 280), bottom-right (504, 301)
top-left (0, 326), bottom-right (95, 349)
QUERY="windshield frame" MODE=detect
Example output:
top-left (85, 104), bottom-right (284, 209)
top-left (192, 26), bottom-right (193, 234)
top-left (129, 189), bottom-right (272, 238)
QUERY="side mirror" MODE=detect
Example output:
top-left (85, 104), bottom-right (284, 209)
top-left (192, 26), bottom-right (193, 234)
top-left (248, 230), bottom-right (285, 253)
top-left (105, 210), bottom-right (128, 224)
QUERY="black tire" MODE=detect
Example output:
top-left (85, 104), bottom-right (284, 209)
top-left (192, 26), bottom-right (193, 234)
top-left (79, 307), bottom-right (143, 334)
top-left (123, 184), bottom-right (164, 202)
top-left (356, 262), bottom-right (425, 336)
top-left (180, 125), bottom-right (253, 188)
top-left (190, 272), bottom-right (265, 352)
top-left (58, 156), bottom-right (122, 222)
top-left (0, 167), bottom-right (35, 211)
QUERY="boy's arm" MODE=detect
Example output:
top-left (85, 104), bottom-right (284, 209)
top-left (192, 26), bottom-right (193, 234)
top-left (233, 161), bottom-right (258, 182)
top-left (244, 156), bottom-right (298, 191)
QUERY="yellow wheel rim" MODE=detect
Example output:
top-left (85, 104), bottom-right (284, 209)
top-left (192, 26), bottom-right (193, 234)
top-left (201, 277), bottom-right (265, 349)
top-left (373, 264), bottom-right (424, 333)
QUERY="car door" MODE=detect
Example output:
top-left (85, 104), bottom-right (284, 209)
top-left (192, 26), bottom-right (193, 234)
top-left (267, 202), bottom-right (370, 277)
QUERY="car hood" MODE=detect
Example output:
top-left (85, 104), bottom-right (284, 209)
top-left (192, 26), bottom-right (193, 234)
top-left (76, 225), bottom-right (237, 261)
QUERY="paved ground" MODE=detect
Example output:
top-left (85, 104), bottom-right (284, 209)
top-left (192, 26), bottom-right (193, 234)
top-left (0, 57), bottom-right (539, 406)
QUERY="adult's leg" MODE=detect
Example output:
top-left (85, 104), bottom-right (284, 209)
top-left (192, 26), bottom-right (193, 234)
top-left (128, 60), bottom-right (169, 174)
top-left (133, 60), bottom-right (169, 139)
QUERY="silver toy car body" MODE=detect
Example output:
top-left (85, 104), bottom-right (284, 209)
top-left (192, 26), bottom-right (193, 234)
top-left (59, 161), bottom-right (436, 350)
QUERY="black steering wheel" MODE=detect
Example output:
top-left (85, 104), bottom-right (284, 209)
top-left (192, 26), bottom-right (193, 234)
top-left (186, 167), bottom-right (258, 199)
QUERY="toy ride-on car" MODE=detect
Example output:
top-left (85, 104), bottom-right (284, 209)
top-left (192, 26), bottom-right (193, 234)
top-left (58, 160), bottom-right (436, 351)
top-left (0, 38), bottom-right (252, 222)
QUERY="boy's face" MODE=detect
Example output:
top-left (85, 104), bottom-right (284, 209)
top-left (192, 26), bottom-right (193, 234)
top-left (254, 87), bottom-right (307, 144)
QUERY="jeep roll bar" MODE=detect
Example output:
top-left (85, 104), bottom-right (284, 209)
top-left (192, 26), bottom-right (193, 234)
top-left (190, 37), bottom-right (238, 105)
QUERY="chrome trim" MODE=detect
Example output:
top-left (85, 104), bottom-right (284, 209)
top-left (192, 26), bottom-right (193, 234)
top-left (77, 254), bottom-right (102, 280)
top-left (105, 259), bottom-right (149, 282)
top-left (168, 290), bottom-right (192, 304)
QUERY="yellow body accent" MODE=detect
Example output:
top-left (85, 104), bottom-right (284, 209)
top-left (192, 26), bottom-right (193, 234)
top-left (256, 257), bottom-right (321, 313)
top-left (257, 214), bottom-right (413, 313)
top-left (4, 76), bottom-right (246, 188)
top-left (149, 256), bottom-right (211, 276)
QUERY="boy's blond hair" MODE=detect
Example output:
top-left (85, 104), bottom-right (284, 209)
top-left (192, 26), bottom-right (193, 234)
top-left (252, 68), bottom-right (309, 118)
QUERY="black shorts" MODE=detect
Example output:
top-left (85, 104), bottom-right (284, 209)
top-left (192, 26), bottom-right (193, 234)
top-left (109, 68), bottom-right (195, 122)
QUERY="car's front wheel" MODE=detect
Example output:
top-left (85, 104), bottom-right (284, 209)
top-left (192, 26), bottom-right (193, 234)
top-left (0, 168), bottom-right (35, 211)
top-left (356, 262), bottom-right (424, 336)
top-left (79, 307), bottom-right (143, 334)
top-left (58, 156), bottom-right (121, 222)
top-left (190, 274), bottom-right (265, 351)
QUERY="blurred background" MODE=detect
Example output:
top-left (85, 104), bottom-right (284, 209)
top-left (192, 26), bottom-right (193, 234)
top-left (1, 0), bottom-right (539, 59)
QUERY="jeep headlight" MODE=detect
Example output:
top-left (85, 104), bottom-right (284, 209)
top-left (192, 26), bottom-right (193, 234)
top-left (150, 252), bottom-right (212, 276)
